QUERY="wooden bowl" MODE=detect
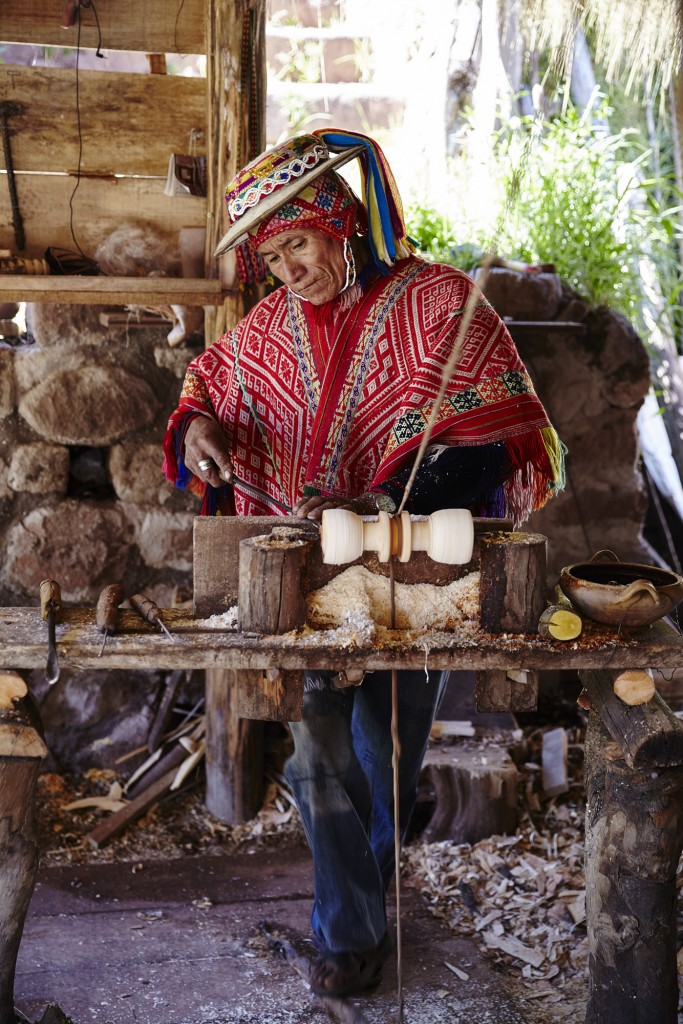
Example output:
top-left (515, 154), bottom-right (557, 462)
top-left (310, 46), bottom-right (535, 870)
top-left (558, 550), bottom-right (683, 627)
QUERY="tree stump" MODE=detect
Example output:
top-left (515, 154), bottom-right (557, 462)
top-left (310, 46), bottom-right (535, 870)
top-left (418, 743), bottom-right (519, 844)
top-left (584, 710), bottom-right (683, 1024)
top-left (479, 531), bottom-right (547, 633)
top-left (0, 671), bottom-right (47, 1024)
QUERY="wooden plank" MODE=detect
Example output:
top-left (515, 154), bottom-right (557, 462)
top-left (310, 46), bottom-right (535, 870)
top-left (2, 607), bottom-right (683, 675)
top-left (0, 275), bottom-right (222, 307)
top-left (0, 172), bottom-right (206, 262)
top-left (0, 66), bottom-right (206, 176)
top-left (0, 0), bottom-right (206, 54)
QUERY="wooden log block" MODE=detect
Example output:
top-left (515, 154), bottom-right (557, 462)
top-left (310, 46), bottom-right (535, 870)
top-left (474, 669), bottom-right (539, 712)
top-left (578, 668), bottom-right (683, 768)
top-left (238, 528), bottom-right (313, 633)
top-left (479, 531), bottom-right (547, 633)
top-left (0, 672), bottom-right (47, 1024)
top-left (204, 668), bottom-right (264, 825)
top-left (584, 711), bottom-right (683, 1024)
top-left (418, 743), bottom-right (519, 844)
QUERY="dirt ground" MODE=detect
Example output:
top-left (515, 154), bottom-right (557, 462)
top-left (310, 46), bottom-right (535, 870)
top-left (28, 703), bottom-right (683, 1024)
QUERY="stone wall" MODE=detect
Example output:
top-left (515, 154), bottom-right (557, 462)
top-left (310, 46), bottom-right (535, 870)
top-left (1, 306), bottom-right (205, 772)
top-left (477, 267), bottom-right (651, 583)
top-left (1, 305), bottom-right (201, 608)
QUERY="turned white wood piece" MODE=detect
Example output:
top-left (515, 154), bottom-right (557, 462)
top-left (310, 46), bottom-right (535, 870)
top-left (320, 508), bottom-right (474, 565)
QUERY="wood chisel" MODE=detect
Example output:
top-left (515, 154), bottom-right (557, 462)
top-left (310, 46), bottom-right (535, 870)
top-left (96, 583), bottom-right (125, 656)
top-left (130, 593), bottom-right (176, 642)
top-left (39, 578), bottom-right (62, 685)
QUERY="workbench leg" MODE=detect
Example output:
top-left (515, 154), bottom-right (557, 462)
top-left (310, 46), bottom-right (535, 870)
top-left (204, 669), bottom-right (264, 824)
top-left (0, 673), bottom-right (47, 1024)
top-left (584, 710), bottom-right (683, 1024)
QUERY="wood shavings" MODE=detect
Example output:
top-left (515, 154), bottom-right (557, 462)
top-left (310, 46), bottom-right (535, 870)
top-left (201, 607), bottom-right (239, 629)
top-left (306, 566), bottom-right (480, 631)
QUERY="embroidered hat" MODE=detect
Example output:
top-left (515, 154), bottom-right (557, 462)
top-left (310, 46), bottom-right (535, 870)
top-left (215, 134), bottom-right (364, 256)
top-left (215, 129), bottom-right (414, 275)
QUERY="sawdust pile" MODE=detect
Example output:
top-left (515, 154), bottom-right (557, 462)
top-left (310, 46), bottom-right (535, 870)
top-left (307, 566), bottom-right (480, 631)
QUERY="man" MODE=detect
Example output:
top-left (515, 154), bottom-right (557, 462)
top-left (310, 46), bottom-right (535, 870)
top-left (163, 129), bottom-right (565, 998)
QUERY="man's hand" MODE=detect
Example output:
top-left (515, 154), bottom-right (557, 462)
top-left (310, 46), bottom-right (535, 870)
top-left (183, 416), bottom-right (233, 489)
top-left (293, 493), bottom-right (377, 520)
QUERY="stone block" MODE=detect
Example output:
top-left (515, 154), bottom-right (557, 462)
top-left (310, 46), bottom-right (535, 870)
top-left (137, 508), bottom-right (195, 571)
top-left (154, 345), bottom-right (199, 379)
top-left (26, 303), bottom-right (115, 347)
top-left (18, 366), bottom-right (159, 445)
top-left (108, 443), bottom-right (176, 504)
top-left (474, 266), bottom-right (563, 320)
top-left (8, 443), bottom-right (70, 494)
top-left (3, 500), bottom-right (134, 602)
top-left (0, 457), bottom-right (11, 499)
top-left (0, 349), bottom-right (15, 418)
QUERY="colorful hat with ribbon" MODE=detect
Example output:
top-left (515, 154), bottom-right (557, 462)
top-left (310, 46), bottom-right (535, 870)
top-left (215, 129), bottom-right (415, 280)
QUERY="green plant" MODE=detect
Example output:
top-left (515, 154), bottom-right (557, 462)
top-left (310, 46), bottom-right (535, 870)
top-left (404, 201), bottom-right (482, 271)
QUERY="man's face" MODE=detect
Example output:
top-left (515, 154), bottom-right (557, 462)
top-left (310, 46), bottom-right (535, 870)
top-left (256, 227), bottom-right (346, 305)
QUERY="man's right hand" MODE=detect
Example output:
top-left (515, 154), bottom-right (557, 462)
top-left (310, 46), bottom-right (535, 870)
top-left (183, 416), bottom-right (234, 489)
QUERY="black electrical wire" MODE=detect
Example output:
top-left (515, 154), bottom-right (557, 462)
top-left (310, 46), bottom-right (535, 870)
top-left (68, 0), bottom-right (104, 261)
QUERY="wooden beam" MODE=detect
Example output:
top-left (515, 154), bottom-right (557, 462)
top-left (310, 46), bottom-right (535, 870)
top-left (0, 66), bottom-right (205, 177)
top-left (0, 275), bottom-right (222, 306)
top-left (2, 607), bottom-right (683, 675)
top-left (0, 0), bottom-right (206, 54)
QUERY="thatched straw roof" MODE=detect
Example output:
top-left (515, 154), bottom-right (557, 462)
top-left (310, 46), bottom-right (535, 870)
top-left (521, 0), bottom-right (683, 88)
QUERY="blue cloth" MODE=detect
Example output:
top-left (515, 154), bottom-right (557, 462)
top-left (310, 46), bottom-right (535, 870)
top-left (285, 668), bottom-right (449, 953)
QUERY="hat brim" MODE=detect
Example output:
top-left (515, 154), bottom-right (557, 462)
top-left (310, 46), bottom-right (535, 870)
top-left (214, 144), bottom-right (365, 257)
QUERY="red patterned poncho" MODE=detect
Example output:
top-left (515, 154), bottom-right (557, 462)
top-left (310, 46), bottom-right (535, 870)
top-left (163, 256), bottom-right (564, 524)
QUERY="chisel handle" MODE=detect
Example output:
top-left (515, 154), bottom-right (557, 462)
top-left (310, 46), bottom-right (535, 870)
top-left (130, 593), bottom-right (162, 625)
top-left (96, 583), bottom-right (125, 633)
top-left (40, 579), bottom-right (63, 622)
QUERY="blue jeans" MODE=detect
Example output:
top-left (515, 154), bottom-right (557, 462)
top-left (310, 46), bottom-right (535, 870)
top-left (285, 668), bottom-right (449, 954)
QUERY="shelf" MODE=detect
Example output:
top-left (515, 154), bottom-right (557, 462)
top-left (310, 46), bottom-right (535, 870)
top-left (0, 275), bottom-right (226, 307)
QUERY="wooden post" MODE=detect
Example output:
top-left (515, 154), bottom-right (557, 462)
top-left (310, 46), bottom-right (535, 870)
top-left (474, 669), bottom-right (539, 712)
top-left (0, 672), bottom-right (47, 1024)
top-left (479, 531), bottom-right (547, 633)
top-left (204, 668), bottom-right (264, 824)
top-left (583, 709), bottom-right (683, 1024)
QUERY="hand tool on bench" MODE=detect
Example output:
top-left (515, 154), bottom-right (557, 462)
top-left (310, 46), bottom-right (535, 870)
top-left (129, 593), bottom-right (176, 642)
top-left (39, 578), bottom-right (62, 685)
top-left (96, 583), bottom-right (125, 656)
top-left (0, 102), bottom-right (25, 252)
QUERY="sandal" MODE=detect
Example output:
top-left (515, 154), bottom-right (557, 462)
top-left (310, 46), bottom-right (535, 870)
top-left (309, 932), bottom-right (392, 998)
